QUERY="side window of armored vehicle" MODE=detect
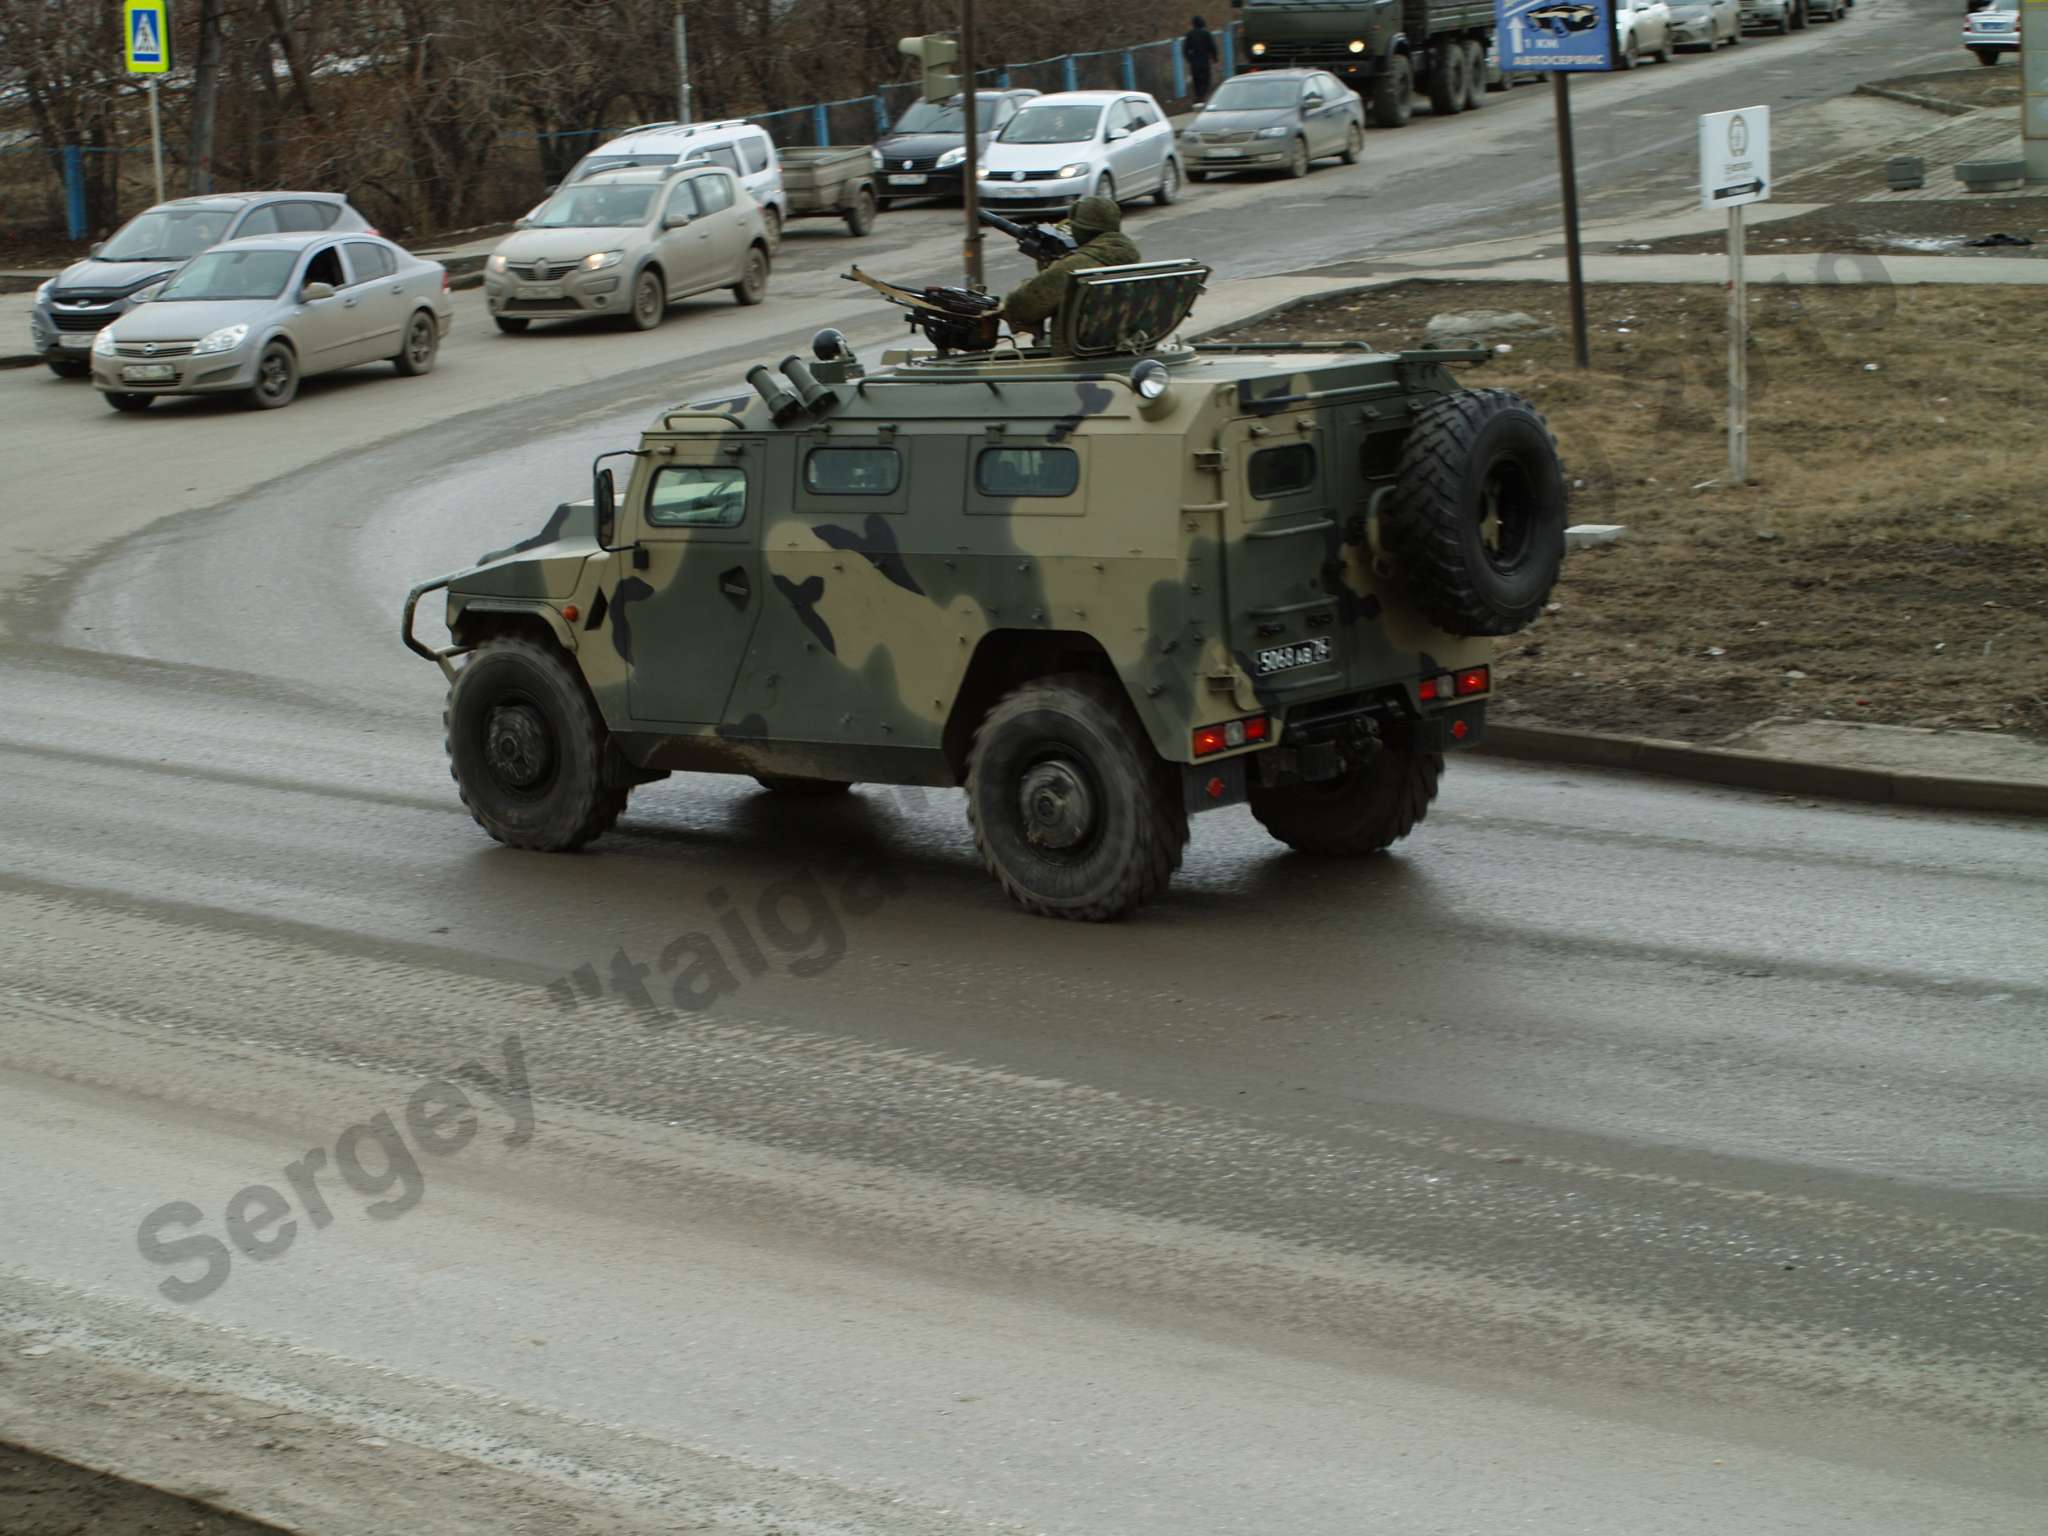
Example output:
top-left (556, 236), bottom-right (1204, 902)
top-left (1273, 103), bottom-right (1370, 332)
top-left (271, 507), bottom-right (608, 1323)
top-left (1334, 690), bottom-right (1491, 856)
top-left (805, 448), bottom-right (902, 495)
top-left (1248, 443), bottom-right (1318, 501)
top-left (977, 446), bottom-right (1080, 498)
top-left (648, 462), bottom-right (749, 528)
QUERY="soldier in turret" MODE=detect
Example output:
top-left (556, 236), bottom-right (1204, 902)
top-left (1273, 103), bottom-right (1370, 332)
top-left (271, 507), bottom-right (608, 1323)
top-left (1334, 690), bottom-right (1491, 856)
top-left (999, 196), bottom-right (1141, 340)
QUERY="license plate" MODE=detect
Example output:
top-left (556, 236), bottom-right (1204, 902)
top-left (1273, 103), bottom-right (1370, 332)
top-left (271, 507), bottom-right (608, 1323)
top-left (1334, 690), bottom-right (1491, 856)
top-left (59, 332), bottom-right (95, 349)
top-left (120, 363), bottom-right (176, 382)
top-left (1256, 637), bottom-right (1332, 676)
top-left (888, 174), bottom-right (927, 187)
top-left (1207, 148), bottom-right (1244, 159)
top-left (519, 283), bottom-right (564, 299)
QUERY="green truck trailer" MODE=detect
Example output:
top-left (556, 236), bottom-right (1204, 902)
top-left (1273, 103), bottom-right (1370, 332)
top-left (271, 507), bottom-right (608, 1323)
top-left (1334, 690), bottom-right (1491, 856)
top-left (1233, 0), bottom-right (1501, 126)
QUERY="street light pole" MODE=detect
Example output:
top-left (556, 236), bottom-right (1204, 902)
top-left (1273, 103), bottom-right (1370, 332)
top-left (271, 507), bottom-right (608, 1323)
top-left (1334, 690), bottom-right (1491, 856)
top-left (961, 0), bottom-right (984, 289)
top-left (674, 6), bottom-right (693, 125)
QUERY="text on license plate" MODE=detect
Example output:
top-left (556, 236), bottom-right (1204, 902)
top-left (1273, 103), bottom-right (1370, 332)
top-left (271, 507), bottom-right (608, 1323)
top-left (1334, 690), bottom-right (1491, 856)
top-left (59, 333), bottom-right (94, 349)
top-left (519, 283), bottom-right (564, 299)
top-left (1256, 637), bottom-right (1332, 675)
top-left (1207, 148), bottom-right (1244, 158)
top-left (888, 174), bottom-right (927, 186)
top-left (121, 363), bottom-right (177, 382)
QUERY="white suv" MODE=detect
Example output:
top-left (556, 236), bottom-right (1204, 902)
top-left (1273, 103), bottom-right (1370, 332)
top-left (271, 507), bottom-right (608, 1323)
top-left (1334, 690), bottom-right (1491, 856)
top-left (977, 91), bottom-right (1184, 217)
top-left (564, 120), bottom-right (789, 244)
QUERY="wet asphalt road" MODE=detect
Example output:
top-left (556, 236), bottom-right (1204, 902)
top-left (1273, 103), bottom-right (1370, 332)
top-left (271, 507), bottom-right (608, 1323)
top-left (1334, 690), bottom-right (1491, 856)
top-left (3, 4), bottom-right (2045, 1531)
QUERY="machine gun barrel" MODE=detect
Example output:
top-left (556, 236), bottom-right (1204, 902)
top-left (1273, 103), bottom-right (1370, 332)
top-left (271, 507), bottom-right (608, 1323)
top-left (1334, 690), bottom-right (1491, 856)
top-left (976, 207), bottom-right (1078, 264)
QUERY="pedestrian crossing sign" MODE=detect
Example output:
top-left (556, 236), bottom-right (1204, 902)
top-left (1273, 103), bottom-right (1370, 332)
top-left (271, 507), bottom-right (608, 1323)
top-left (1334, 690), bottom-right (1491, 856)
top-left (124, 0), bottom-right (170, 74)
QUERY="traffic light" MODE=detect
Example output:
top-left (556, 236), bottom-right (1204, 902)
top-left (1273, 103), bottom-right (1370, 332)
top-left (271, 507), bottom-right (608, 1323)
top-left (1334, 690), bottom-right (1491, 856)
top-left (899, 33), bottom-right (962, 101)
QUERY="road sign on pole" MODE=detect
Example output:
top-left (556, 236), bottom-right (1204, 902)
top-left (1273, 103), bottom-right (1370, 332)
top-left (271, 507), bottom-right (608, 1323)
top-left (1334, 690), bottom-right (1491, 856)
top-left (125, 1), bottom-right (172, 208)
top-left (1700, 107), bottom-right (1769, 483)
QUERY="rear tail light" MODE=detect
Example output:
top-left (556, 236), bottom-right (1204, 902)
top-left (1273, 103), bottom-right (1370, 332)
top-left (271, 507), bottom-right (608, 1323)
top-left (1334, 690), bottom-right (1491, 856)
top-left (1421, 666), bottom-right (1490, 701)
top-left (1192, 713), bottom-right (1270, 757)
top-left (1455, 666), bottom-right (1490, 697)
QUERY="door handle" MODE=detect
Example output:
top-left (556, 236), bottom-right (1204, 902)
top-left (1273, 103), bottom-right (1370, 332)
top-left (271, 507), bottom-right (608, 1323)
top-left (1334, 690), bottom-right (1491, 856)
top-left (343, 298), bottom-right (358, 308)
top-left (719, 566), bottom-right (751, 605)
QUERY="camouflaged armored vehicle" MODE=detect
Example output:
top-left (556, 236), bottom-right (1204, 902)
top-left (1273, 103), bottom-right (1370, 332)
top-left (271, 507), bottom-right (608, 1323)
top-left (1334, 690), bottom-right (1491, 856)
top-left (404, 260), bottom-right (1566, 920)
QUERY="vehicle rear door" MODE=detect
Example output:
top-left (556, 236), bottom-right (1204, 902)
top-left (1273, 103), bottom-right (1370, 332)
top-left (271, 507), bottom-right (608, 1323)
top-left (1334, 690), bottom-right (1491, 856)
top-left (342, 240), bottom-right (405, 361)
top-left (620, 436), bottom-right (766, 726)
top-left (1216, 413), bottom-right (1352, 702)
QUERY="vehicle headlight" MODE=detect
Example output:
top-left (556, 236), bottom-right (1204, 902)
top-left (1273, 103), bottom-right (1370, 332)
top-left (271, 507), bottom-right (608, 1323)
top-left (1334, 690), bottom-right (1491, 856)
top-left (488, 253), bottom-right (508, 274)
top-left (1056, 162), bottom-right (1088, 178)
top-left (1256, 126), bottom-right (1288, 139)
top-left (936, 146), bottom-right (966, 169)
top-left (977, 166), bottom-right (992, 179)
top-left (1250, 41), bottom-right (1267, 55)
top-left (93, 328), bottom-right (118, 357)
top-left (1348, 38), bottom-right (1367, 53)
top-left (195, 323), bottom-right (249, 355)
top-left (871, 148), bottom-right (884, 169)
top-left (582, 250), bottom-right (624, 271)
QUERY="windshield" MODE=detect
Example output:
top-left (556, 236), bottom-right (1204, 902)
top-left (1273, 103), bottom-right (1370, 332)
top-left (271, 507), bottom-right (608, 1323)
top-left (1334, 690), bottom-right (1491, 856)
top-left (529, 184), bottom-right (659, 227)
top-left (1000, 105), bottom-right (1103, 145)
top-left (97, 206), bottom-right (235, 262)
top-left (1205, 79), bottom-right (1306, 111)
top-left (889, 98), bottom-right (999, 135)
top-left (155, 248), bottom-right (298, 301)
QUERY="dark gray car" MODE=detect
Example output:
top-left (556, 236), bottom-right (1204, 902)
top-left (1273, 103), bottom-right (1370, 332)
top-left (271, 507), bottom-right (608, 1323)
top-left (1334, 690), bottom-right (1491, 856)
top-left (1178, 69), bottom-right (1366, 181)
top-left (29, 191), bottom-right (372, 379)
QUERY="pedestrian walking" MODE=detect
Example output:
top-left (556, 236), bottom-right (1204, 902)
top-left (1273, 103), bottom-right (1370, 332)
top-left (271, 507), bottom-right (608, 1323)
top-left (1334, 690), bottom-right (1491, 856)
top-left (1182, 16), bottom-right (1219, 106)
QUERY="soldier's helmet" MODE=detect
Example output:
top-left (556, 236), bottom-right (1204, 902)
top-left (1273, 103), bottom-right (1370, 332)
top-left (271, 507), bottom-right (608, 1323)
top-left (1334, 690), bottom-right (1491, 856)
top-left (1067, 196), bottom-right (1121, 241)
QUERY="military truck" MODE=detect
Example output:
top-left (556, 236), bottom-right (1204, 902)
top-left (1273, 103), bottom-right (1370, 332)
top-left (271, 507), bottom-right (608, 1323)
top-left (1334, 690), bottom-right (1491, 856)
top-left (403, 262), bottom-right (1566, 920)
top-left (1234, 0), bottom-right (1499, 125)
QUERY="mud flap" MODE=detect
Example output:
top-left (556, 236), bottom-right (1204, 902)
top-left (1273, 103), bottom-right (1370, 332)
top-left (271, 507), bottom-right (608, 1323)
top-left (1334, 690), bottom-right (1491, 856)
top-left (1183, 754), bottom-right (1251, 815)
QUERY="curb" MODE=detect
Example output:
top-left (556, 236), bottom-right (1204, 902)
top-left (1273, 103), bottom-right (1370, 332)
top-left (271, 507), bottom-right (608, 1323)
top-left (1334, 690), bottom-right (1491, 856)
top-left (1477, 724), bottom-right (2048, 817)
top-left (1, 352), bottom-right (46, 370)
top-left (1852, 84), bottom-right (1977, 119)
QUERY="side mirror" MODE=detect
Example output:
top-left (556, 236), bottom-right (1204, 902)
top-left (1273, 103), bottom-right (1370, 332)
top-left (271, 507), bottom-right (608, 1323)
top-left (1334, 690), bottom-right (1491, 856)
top-left (1305, 96), bottom-right (1324, 108)
top-left (300, 280), bottom-right (336, 301)
top-left (88, 240), bottom-right (105, 257)
top-left (595, 466), bottom-right (618, 549)
top-left (1106, 127), bottom-right (1131, 142)
top-left (513, 216), bottom-right (531, 229)
top-left (663, 212), bottom-right (690, 229)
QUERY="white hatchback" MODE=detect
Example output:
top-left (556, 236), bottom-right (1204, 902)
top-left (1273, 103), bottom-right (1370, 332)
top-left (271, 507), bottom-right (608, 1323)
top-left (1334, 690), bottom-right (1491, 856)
top-left (561, 120), bottom-right (789, 244)
top-left (976, 90), bottom-right (1184, 218)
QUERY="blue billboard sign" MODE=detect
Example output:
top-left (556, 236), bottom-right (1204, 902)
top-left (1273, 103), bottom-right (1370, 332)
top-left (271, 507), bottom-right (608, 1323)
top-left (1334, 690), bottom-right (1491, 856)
top-left (1495, 0), bottom-right (1615, 72)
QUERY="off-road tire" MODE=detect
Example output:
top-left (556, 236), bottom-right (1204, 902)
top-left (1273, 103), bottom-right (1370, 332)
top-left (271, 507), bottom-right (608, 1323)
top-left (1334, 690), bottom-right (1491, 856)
top-left (629, 268), bottom-right (666, 330)
top-left (1155, 158), bottom-right (1182, 205)
top-left (1383, 388), bottom-right (1567, 636)
top-left (753, 774), bottom-right (854, 796)
top-left (1341, 123), bottom-right (1364, 163)
top-left (47, 358), bottom-right (89, 379)
top-left (847, 186), bottom-right (878, 236)
top-left (445, 636), bottom-right (627, 851)
top-left (732, 244), bottom-right (769, 305)
top-left (104, 391), bottom-right (154, 413)
top-left (1462, 42), bottom-right (1487, 108)
top-left (1248, 747), bottom-right (1442, 856)
top-left (1370, 55), bottom-right (1413, 129)
top-left (1428, 44), bottom-right (1468, 115)
top-left (393, 309), bottom-right (438, 375)
top-left (245, 342), bottom-right (298, 409)
top-left (966, 673), bottom-right (1187, 921)
top-left (494, 315), bottom-right (530, 334)
top-left (1285, 137), bottom-right (1311, 178)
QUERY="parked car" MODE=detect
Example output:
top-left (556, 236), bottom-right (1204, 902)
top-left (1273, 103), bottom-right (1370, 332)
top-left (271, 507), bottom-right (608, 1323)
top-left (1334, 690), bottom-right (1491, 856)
top-left (89, 232), bottom-right (449, 412)
top-left (484, 165), bottom-right (769, 335)
top-left (1178, 69), bottom-right (1365, 182)
top-left (977, 90), bottom-right (1183, 217)
top-left (29, 191), bottom-right (371, 379)
top-left (1807, 0), bottom-right (1850, 21)
top-left (1739, 0), bottom-right (1809, 34)
top-left (778, 147), bottom-right (881, 235)
top-left (1668, 0), bottom-right (1742, 48)
top-left (561, 120), bottom-right (788, 245)
top-left (1614, 0), bottom-right (1676, 66)
top-left (1963, 4), bottom-right (2018, 61)
top-left (870, 89), bottom-right (1041, 207)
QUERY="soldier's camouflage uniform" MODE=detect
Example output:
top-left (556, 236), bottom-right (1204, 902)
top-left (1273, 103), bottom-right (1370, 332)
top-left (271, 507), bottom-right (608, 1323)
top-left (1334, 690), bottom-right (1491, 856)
top-left (1000, 196), bottom-right (1140, 330)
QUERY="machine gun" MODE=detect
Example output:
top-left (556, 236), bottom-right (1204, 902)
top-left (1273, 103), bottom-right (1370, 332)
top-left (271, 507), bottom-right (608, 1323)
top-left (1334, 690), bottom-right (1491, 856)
top-left (845, 266), bottom-right (1003, 354)
top-left (977, 207), bottom-right (1078, 265)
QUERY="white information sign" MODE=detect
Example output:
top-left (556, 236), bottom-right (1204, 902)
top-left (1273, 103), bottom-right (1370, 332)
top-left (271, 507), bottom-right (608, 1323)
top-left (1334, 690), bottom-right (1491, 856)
top-left (1698, 106), bottom-right (1771, 210)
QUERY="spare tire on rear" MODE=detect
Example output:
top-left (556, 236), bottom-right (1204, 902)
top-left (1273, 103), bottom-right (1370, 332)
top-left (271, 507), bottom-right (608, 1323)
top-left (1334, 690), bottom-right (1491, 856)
top-left (1383, 388), bottom-right (1567, 636)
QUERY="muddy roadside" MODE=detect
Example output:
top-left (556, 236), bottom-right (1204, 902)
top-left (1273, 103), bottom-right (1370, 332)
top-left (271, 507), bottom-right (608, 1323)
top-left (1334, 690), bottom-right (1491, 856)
top-left (1211, 280), bottom-right (2048, 746)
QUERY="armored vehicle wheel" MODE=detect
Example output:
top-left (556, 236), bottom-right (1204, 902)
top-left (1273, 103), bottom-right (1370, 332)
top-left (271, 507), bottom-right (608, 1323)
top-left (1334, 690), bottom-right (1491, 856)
top-left (104, 391), bottom-right (154, 413)
top-left (1341, 123), bottom-right (1364, 163)
top-left (47, 358), bottom-right (89, 379)
top-left (1462, 41), bottom-right (1488, 107)
top-left (1370, 55), bottom-right (1413, 128)
top-left (733, 244), bottom-right (770, 306)
top-left (1384, 388), bottom-right (1566, 636)
top-left (629, 269), bottom-right (666, 330)
top-left (1428, 44), bottom-right (1467, 115)
top-left (753, 774), bottom-right (853, 796)
top-left (966, 673), bottom-right (1187, 922)
top-left (1249, 747), bottom-right (1442, 857)
top-left (445, 636), bottom-right (628, 852)
top-left (847, 187), bottom-right (878, 235)
top-left (494, 316), bottom-right (530, 334)
top-left (394, 310), bottom-right (438, 375)
top-left (245, 342), bottom-right (298, 409)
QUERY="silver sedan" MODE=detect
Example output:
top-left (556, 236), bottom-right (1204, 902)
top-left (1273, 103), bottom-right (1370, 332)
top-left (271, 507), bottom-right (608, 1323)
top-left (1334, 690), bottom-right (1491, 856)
top-left (90, 231), bottom-right (453, 412)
